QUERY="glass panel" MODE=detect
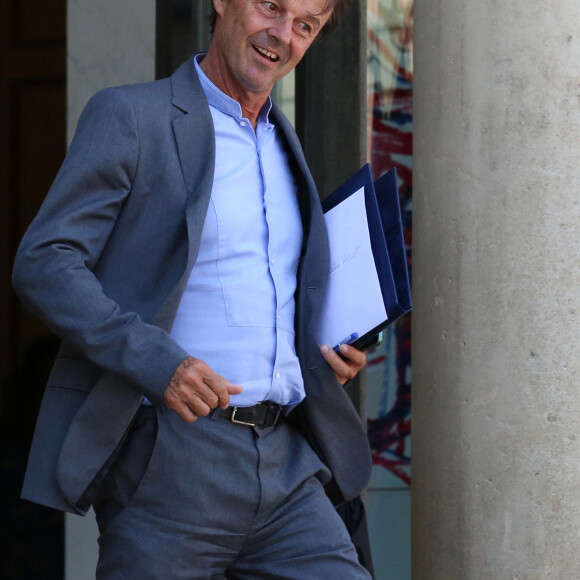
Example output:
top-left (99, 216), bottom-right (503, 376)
top-left (272, 70), bottom-right (296, 127)
top-left (365, 1), bottom-right (413, 579)
top-left (156, 0), bottom-right (213, 79)
top-left (365, 489), bottom-right (411, 577)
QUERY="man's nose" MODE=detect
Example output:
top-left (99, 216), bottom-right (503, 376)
top-left (268, 15), bottom-right (293, 44)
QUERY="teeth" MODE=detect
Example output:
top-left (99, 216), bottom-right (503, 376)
top-left (256, 46), bottom-right (279, 61)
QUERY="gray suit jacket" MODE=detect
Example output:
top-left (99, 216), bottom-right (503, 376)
top-left (13, 58), bottom-right (372, 515)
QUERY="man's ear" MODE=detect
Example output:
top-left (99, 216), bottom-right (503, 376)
top-left (213, 0), bottom-right (226, 17)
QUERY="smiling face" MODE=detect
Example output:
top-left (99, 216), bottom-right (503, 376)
top-left (203, 0), bottom-right (332, 116)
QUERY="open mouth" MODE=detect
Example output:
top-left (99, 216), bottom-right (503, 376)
top-left (253, 45), bottom-right (279, 62)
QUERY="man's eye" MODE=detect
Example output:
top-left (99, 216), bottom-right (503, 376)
top-left (298, 22), bottom-right (313, 35)
top-left (265, 2), bottom-right (277, 11)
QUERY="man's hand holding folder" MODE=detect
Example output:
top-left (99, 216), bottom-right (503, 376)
top-left (319, 342), bottom-right (367, 386)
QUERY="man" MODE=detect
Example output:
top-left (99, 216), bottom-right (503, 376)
top-left (13, 0), bottom-right (373, 577)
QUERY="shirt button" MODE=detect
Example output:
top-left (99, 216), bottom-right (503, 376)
top-left (275, 372), bottom-right (281, 379)
top-left (240, 121), bottom-right (246, 127)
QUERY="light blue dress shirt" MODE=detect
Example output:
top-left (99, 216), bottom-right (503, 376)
top-left (168, 56), bottom-right (305, 407)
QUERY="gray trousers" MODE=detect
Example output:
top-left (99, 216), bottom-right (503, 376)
top-left (93, 406), bottom-right (371, 579)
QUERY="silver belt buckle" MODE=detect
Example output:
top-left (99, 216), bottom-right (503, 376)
top-left (230, 407), bottom-right (257, 427)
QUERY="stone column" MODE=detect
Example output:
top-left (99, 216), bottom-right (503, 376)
top-left (412, 0), bottom-right (580, 578)
top-left (65, 1), bottom-right (155, 578)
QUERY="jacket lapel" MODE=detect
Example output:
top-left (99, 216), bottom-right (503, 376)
top-left (153, 60), bottom-right (217, 328)
top-left (270, 105), bottom-right (330, 370)
top-left (170, 59), bottom-right (216, 274)
top-left (270, 104), bottom-right (329, 289)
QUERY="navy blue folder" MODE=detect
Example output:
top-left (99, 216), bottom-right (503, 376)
top-left (321, 164), bottom-right (412, 350)
top-left (374, 167), bottom-right (412, 323)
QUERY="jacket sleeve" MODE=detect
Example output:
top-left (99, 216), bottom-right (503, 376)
top-left (12, 87), bottom-right (189, 405)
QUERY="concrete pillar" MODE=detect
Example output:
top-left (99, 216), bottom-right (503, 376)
top-left (65, 1), bottom-right (155, 578)
top-left (412, 0), bottom-right (580, 577)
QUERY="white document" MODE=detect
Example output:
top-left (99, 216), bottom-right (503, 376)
top-left (317, 186), bottom-right (388, 348)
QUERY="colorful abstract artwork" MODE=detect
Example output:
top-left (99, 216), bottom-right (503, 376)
top-left (366, 0), bottom-right (413, 489)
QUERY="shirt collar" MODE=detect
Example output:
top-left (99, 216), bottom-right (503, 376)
top-left (193, 53), bottom-right (273, 125)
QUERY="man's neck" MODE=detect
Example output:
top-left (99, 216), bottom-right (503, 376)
top-left (199, 52), bottom-right (268, 130)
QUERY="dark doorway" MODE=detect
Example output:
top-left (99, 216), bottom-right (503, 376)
top-left (0, 0), bottom-right (66, 577)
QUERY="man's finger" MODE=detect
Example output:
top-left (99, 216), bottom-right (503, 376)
top-left (319, 344), bottom-right (351, 381)
top-left (204, 376), bottom-right (243, 409)
top-left (319, 343), bottom-right (366, 385)
top-left (167, 357), bottom-right (243, 414)
top-left (165, 396), bottom-right (199, 423)
top-left (183, 357), bottom-right (243, 408)
top-left (184, 394), bottom-right (212, 418)
top-left (339, 344), bottom-right (367, 367)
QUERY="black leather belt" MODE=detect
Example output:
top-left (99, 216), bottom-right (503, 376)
top-left (219, 402), bottom-right (284, 427)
